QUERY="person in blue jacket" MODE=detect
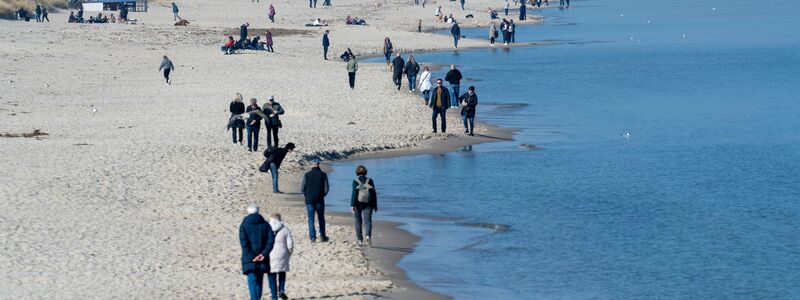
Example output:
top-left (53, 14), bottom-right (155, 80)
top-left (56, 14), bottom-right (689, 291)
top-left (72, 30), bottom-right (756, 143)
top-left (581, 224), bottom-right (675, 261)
top-left (239, 204), bottom-right (275, 300)
top-left (322, 30), bottom-right (330, 60)
top-left (451, 22), bottom-right (461, 48)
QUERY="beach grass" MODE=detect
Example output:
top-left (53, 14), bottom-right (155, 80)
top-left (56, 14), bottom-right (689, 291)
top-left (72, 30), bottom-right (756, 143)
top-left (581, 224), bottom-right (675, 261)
top-left (0, 0), bottom-right (68, 20)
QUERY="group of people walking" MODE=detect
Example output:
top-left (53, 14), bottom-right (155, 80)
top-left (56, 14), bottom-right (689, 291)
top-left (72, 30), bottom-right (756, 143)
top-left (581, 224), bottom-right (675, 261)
top-left (239, 163), bottom-right (379, 300)
top-left (229, 94), bottom-right (285, 153)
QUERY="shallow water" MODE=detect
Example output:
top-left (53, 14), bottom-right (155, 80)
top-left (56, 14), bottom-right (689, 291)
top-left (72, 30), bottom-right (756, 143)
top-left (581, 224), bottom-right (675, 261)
top-left (329, 0), bottom-right (800, 298)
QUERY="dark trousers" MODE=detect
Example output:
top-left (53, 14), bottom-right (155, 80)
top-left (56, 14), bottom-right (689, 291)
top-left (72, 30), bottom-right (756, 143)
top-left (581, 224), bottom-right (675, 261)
top-left (392, 72), bottom-right (402, 89)
top-left (306, 203), bottom-right (326, 240)
top-left (266, 45), bottom-right (273, 52)
top-left (323, 46), bottom-right (328, 59)
top-left (431, 107), bottom-right (447, 133)
top-left (232, 127), bottom-right (243, 143)
top-left (348, 72), bottom-right (356, 89)
top-left (310, 0), bottom-right (316, 7)
top-left (267, 272), bottom-right (286, 300)
top-left (163, 69), bottom-right (171, 82)
top-left (265, 125), bottom-right (279, 148)
top-left (462, 115), bottom-right (475, 134)
top-left (247, 125), bottom-right (260, 151)
top-left (490, 36), bottom-right (495, 44)
top-left (269, 15), bottom-right (274, 22)
top-left (505, 8), bottom-right (509, 15)
top-left (511, 31), bottom-right (516, 43)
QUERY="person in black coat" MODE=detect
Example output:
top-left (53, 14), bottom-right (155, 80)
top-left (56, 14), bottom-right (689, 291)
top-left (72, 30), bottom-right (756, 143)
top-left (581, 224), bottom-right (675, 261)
top-left (262, 142), bottom-right (295, 193)
top-left (240, 23), bottom-right (250, 45)
top-left (230, 95), bottom-right (246, 144)
top-left (262, 96), bottom-right (285, 148)
top-left (390, 52), bottom-right (405, 90)
top-left (444, 65), bottom-right (463, 108)
top-left (459, 86), bottom-right (478, 136)
top-left (428, 79), bottom-right (451, 133)
top-left (239, 204), bottom-right (274, 300)
top-left (246, 98), bottom-right (262, 152)
top-left (350, 165), bottom-right (377, 246)
top-left (301, 158), bottom-right (329, 242)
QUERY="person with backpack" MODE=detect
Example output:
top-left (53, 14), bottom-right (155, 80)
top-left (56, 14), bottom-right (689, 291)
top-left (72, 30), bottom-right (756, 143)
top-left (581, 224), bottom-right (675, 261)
top-left (262, 96), bottom-right (284, 148)
top-left (267, 213), bottom-right (293, 300)
top-left (351, 165), bottom-right (377, 247)
top-left (261, 142), bottom-right (295, 193)
top-left (301, 158), bottom-right (329, 242)
top-left (239, 204), bottom-right (275, 300)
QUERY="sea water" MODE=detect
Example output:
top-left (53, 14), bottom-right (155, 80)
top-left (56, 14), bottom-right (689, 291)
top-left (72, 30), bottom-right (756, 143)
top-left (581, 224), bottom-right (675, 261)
top-left (328, 0), bottom-right (800, 298)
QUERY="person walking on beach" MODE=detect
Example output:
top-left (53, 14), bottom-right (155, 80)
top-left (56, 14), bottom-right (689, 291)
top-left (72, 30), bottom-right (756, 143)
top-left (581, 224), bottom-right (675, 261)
top-left (309, 0), bottom-right (317, 8)
top-left (158, 55), bottom-right (174, 85)
top-left (240, 23), bottom-right (250, 45)
top-left (382, 37), bottom-right (393, 69)
top-left (301, 158), bottom-right (329, 242)
top-left (171, 2), bottom-right (180, 21)
top-left (460, 86), bottom-right (478, 135)
top-left (246, 98), bottom-right (262, 152)
top-left (504, 0), bottom-right (509, 15)
top-left (322, 30), bottom-right (330, 60)
top-left (489, 22), bottom-right (498, 46)
top-left (347, 54), bottom-right (358, 90)
top-left (351, 165), bottom-right (377, 247)
top-left (265, 30), bottom-right (274, 52)
top-left (451, 22), bottom-right (461, 49)
top-left (390, 52), bottom-right (405, 91)
top-left (262, 96), bottom-right (284, 148)
top-left (459, 0), bottom-right (465, 10)
top-left (418, 19), bottom-right (422, 32)
top-left (35, 4), bottom-right (41, 22)
top-left (405, 55), bottom-right (420, 92)
top-left (418, 66), bottom-right (432, 101)
top-left (42, 7), bottom-right (49, 22)
top-left (230, 94), bottom-right (246, 145)
top-left (428, 79), bottom-right (450, 133)
top-left (445, 65), bottom-right (463, 108)
top-left (239, 204), bottom-right (275, 300)
top-left (262, 142), bottom-right (295, 193)
top-left (268, 5), bottom-right (276, 23)
top-left (519, 1), bottom-right (526, 20)
top-left (267, 213), bottom-right (293, 300)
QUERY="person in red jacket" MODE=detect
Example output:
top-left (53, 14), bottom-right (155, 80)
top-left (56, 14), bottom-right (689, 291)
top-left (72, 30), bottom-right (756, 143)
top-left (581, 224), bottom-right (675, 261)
top-left (223, 36), bottom-right (235, 55)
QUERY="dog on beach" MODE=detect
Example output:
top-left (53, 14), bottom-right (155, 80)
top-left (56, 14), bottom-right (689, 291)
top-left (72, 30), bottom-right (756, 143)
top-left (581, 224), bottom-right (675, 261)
top-left (175, 19), bottom-right (190, 26)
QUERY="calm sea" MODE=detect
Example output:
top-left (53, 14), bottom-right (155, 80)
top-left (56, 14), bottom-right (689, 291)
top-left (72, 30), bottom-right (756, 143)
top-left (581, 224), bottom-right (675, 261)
top-left (329, 0), bottom-right (800, 298)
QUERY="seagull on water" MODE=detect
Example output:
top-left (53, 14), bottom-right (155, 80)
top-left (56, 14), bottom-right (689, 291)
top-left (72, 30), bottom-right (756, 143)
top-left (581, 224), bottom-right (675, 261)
top-left (622, 132), bottom-right (631, 139)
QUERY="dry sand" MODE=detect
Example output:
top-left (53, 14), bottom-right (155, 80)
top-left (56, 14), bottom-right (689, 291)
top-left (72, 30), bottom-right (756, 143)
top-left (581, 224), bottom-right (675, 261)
top-left (0, 0), bottom-right (537, 298)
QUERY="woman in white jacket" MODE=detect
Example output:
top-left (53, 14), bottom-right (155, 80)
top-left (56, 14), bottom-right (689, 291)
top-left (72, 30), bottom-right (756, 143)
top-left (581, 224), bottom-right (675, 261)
top-left (268, 213), bottom-right (294, 300)
top-left (418, 66), bottom-right (433, 103)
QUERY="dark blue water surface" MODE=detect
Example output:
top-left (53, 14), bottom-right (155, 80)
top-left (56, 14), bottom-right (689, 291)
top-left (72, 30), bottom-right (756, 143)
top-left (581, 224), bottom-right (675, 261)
top-left (330, 0), bottom-right (800, 298)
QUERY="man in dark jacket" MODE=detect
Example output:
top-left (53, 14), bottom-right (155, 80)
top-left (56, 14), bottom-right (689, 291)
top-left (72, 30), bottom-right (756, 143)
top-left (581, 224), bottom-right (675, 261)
top-left (451, 22), bottom-right (461, 48)
top-left (322, 30), bottom-right (330, 60)
top-left (246, 98), bottom-right (262, 152)
top-left (263, 142), bottom-right (295, 193)
top-left (230, 99), bottom-right (245, 144)
top-left (240, 23), bottom-right (249, 45)
top-left (239, 204), bottom-right (274, 300)
top-left (262, 96), bottom-right (285, 148)
top-left (444, 64), bottom-right (463, 108)
top-left (404, 57), bottom-right (420, 91)
top-left (428, 79), bottom-right (450, 133)
top-left (301, 158), bottom-right (329, 242)
top-left (390, 52), bottom-right (405, 90)
top-left (459, 86), bottom-right (478, 136)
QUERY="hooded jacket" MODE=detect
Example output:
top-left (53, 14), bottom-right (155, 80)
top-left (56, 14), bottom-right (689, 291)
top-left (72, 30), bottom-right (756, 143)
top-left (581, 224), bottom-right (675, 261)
top-left (268, 219), bottom-right (294, 273)
top-left (239, 213), bottom-right (274, 274)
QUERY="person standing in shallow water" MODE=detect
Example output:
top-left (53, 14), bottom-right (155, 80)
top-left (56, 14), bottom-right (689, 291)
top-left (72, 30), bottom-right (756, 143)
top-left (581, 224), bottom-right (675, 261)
top-left (347, 54), bottom-right (358, 90)
top-left (230, 94), bottom-right (245, 145)
top-left (301, 158), bottom-right (329, 242)
top-left (351, 165), bottom-right (377, 247)
top-left (428, 79), bottom-right (450, 133)
top-left (239, 204), bottom-right (275, 300)
top-left (445, 64), bottom-right (463, 108)
top-left (158, 55), bottom-right (174, 85)
top-left (460, 86), bottom-right (478, 136)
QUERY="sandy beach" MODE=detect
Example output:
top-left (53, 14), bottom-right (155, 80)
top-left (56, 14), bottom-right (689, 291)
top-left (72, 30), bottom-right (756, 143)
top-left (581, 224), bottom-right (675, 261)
top-left (1, 0), bottom-right (537, 298)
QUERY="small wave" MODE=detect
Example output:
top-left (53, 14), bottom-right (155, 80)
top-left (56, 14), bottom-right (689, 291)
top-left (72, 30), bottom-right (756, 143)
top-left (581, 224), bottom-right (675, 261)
top-left (457, 222), bottom-right (511, 232)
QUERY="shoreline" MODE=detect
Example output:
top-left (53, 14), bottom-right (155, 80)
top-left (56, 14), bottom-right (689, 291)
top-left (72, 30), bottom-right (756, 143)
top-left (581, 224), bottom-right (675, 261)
top-left (1, 0), bottom-right (540, 298)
